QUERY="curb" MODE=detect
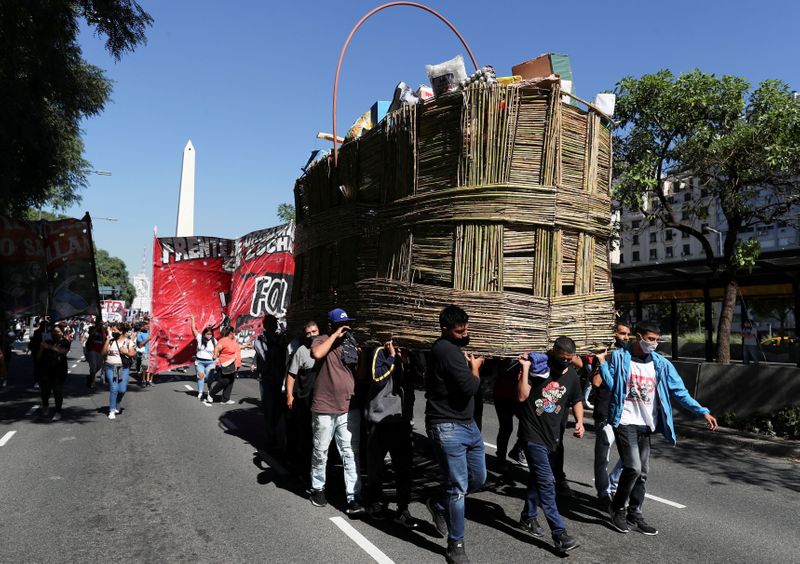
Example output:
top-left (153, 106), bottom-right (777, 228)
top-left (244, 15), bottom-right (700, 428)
top-left (673, 419), bottom-right (800, 458)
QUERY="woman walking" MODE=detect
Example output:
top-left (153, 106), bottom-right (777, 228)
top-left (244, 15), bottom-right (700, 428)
top-left (191, 316), bottom-right (216, 401)
top-left (102, 323), bottom-right (136, 420)
top-left (207, 326), bottom-right (240, 405)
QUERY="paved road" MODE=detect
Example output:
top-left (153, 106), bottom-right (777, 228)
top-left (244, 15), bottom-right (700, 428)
top-left (1, 342), bottom-right (798, 563)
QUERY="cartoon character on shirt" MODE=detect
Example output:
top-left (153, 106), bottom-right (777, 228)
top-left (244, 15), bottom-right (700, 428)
top-left (535, 381), bottom-right (567, 415)
top-left (626, 374), bottom-right (656, 404)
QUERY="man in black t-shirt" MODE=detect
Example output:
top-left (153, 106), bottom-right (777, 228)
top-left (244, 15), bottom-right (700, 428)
top-left (39, 325), bottom-right (71, 421)
top-left (516, 336), bottom-right (584, 554)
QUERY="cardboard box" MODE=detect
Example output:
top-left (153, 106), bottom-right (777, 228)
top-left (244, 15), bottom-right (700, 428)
top-left (512, 53), bottom-right (573, 85)
top-left (371, 101), bottom-right (390, 126)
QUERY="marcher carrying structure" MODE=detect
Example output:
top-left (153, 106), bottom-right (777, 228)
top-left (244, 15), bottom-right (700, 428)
top-left (291, 78), bottom-right (615, 356)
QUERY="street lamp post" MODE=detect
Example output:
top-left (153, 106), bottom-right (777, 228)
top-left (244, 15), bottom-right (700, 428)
top-left (703, 226), bottom-right (724, 257)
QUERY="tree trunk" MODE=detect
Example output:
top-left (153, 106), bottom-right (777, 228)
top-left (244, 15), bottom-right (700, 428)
top-left (716, 278), bottom-right (738, 364)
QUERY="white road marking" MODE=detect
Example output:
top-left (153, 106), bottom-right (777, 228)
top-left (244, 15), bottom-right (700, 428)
top-left (49, 476), bottom-right (63, 480)
top-left (645, 493), bottom-right (686, 509)
top-left (221, 418), bottom-right (238, 430)
top-left (59, 436), bottom-right (76, 442)
top-left (27, 405), bottom-right (40, 416)
top-left (0, 431), bottom-right (17, 446)
top-left (329, 516), bottom-right (394, 564)
top-left (483, 442), bottom-right (497, 449)
top-left (183, 384), bottom-right (193, 390)
top-left (71, 363), bottom-right (78, 368)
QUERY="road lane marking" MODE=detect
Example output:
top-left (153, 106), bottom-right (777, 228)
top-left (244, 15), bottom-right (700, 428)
top-left (27, 405), bottom-right (40, 416)
top-left (183, 384), bottom-right (193, 390)
top-left (329, 516), bottom-right (394, 564)
top-left (221, 418), bottom-right (238, 430)
top-left (483, 442), bottom-right (497, 449)
top-left (645, 494), bottom-right (686, 509)
top-left (59, 436), bottom-right (76, 442)
top-left (71, 363), bottom-right (79, 368)
top-left (0, 431), bottom-right (17, 446)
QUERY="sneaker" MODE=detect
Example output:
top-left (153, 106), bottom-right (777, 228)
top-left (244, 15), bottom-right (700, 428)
top-left (51, 412), bottom-right (62, 422)
top-left (108, 411), bottom-right (116, 420)
top-left (556, 480), bottom-right (573, 498)
top-left (597, 494), bottom-right (613, 511)
top-left (223, 400), bottom-right (235, 405)
top-left (609, 508), bottom-right (630, 533)
top-left (553, 531), bottom-right (580, 552)
top-left (205, 395), bottom-right (214, 404)
top-left (197, 392), bottom-right (203, 399)
top-left (627, 515), bottom-right (658, 536)
top-left (518, 515), bottom-right (545, 537)
top-left (345, 500), bottom-right (365, 516)
top-left (393, 508), bottom-right (420, 529)
top-left (366, 502), bottom-right (386, 520)
top-left (114, 409), bottom-right (120, 414)
top-left (309, 489), bottom-right (327, 507)
top-left (426, 497), bottom-right (448, 537)
top-left (445, 540), bottom-right (469, 564)
top-left (509, 449), bottom-right (528, 469)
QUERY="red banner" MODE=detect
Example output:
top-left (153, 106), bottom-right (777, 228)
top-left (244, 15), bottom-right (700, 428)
top-left (149, 224), bottom-right (294, 374)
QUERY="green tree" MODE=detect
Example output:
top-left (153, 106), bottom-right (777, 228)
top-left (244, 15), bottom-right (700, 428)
top-left (277, 203), bottom-right (296, 223)
top-left (0, 1), bottom-right (152, 214)
top-left (95, 248), bottom-right (135, 305)
top-left (613, 70), bottom-right (800, 363)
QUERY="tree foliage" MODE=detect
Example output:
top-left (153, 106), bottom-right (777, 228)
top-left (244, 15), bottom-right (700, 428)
top-left (95, 248), bottom-right (135, 304)
top-left (0, 1), bottom-right (152, 214)
top-left (613, 70), bottom-right (800, 362)
top-left (277, 203), bottom-right (296, 223)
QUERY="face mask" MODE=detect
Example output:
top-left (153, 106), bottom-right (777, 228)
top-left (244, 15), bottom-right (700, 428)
top-left (451, 335), bottom-right (470, 347)
top-left (615, 337), bottom-right (627, 348)
top-left (111, 332), bottom-right (121, 340)
top-left (639, 338), bottom-right (658, 354)
top-left (550, 355), bottom-right (571, 372)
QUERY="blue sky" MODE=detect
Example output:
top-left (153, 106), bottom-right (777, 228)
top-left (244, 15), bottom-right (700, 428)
top-left (63, 0), bottom-right (799, 282)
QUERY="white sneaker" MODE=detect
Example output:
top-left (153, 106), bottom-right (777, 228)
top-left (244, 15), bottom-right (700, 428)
top-left (205, 396), bottom-right (213, 404)
top-left (114, 409), bottom-right (120, 414)
top-left (197, 392), bottom-right (203, 399)
top-left (223, 400), bottom-right (235, 405)
top-left (51, 412), bottom-right (62, 422)
top-left (108, 411), bottom-right (116, 420)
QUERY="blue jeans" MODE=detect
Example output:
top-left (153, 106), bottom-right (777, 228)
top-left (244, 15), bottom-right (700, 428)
top-left (427, 421), bottom-right (486, 542)
top-left (311, 410), bottom-right (361, 501)
top-left (522, 441), bottom-right (566, 537)
top-left (195, 359), bottom-right (215, 393)
top-left (612, 424), bottom-right (651, 515)
top-left (105, 364), bottom-right (129, 413)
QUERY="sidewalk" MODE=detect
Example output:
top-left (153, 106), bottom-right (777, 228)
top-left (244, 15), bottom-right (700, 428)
top-left (673, 416), bottom-right (800, 459)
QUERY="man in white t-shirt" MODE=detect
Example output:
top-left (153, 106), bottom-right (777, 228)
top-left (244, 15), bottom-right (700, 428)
top-left (597, 321), bottom-right (718, 537)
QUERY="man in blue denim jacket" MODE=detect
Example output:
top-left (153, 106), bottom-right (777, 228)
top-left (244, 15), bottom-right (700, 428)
top-left (596, 320), bottom-right (718, 536)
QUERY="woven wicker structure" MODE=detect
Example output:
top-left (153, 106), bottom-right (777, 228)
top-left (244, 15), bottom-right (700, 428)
top-left (290, 81), bottom-right (615, 356)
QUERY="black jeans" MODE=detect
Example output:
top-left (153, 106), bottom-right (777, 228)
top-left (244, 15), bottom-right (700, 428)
top-left (260, 375), bottom-right (286, 453)
top-left (41, 368), bottom-right (67, 412)
top-left (551, 427), bottom-right (567, 484)
top-left (366, 419), bottom-right (413, 510)
top-left (287, 397), bottom-right (313, 480)
top-left (493, 397), bottom-right (519, 460)
top-left (210, 373), bottom-right (235, 401)
top-left (612, 424), bottom-right (651, 515)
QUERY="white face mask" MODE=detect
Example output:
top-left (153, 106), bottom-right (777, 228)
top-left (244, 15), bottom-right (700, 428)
top-left (639, 338), bottom-right (658, 354)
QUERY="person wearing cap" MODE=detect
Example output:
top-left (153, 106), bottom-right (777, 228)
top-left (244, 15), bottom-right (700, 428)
top-left (308, 307), bottom-right (364, 515)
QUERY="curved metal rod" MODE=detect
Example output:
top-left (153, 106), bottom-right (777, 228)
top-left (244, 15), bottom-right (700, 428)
top-left (332, 1), bottom-right (479, 164)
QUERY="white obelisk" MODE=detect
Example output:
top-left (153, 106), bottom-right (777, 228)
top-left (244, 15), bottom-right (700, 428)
top-left (176, 140), bottom-right (195, 236)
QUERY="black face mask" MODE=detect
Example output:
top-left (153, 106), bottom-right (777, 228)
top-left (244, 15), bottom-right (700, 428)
top-left (550, 355), bottom-right (571, 372)
top-left (615, 337), bottom-right (627, 349)
top-left (111, 332), bottom-right (121, 340)
top-left (451, 335), bottom-right (470, 347)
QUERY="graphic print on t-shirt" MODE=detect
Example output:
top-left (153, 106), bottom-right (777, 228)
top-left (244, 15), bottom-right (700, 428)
top-left (534, 381), bottom-right (567, 415)
top-left (625, 372), bottom-right (655, 405)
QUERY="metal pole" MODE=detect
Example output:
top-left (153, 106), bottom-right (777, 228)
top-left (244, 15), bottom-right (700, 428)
top-left (704, 286), bottom-right (714, 361)
top-left (332, 1), bottom-right (479, 164)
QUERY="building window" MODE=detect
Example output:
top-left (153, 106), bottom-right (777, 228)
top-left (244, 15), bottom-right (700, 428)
top-left (684, 192), bottom-right (693, 202)
top-left (649, 233), bottom-right (657, 243)
top-left (632, 235), bottom-right (640, 245)
top-left (632, 220), bottom-right (641, 229)
top-left (649, 249), bottom-right (658, 260)
top-left (665, 230), bottom-right (673, 241)
top-left (632, 251), bottom-right (640, 262)
top-left (665, 247), bottom-right (674, 258)
top-left (683, 244), bottom-right (691, 256)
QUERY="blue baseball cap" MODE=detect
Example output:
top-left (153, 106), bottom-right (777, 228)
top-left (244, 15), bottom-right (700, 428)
top-left (328, 308), bottom-right (354, 323)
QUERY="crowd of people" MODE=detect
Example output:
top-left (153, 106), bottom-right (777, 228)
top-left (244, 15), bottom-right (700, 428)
top-left (2, 306), bottom-right (719, 563)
